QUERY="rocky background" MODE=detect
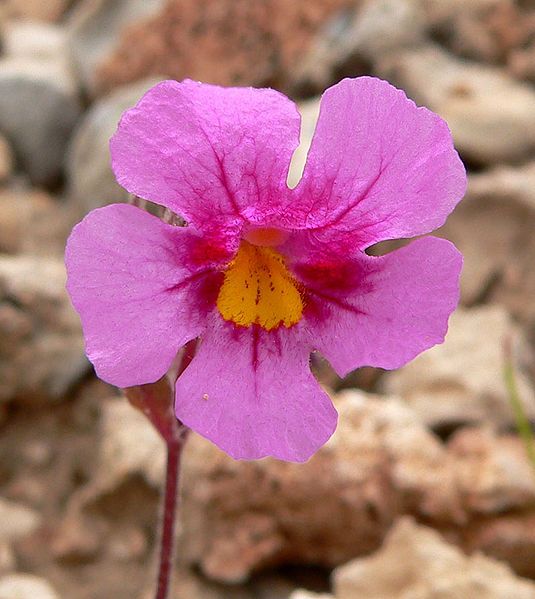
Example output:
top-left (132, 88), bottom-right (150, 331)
top-left (1, 0), bottom-right (535, 597)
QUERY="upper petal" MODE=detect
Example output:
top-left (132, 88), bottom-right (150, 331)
top-left (295, 236), bottom-right (462, 376)
top-left (110, 80), bottom-right (301, 230)
top-left (291, 77), bottom-right (466, 249)
top-left (175, 315), bottom-right (338, 462)
top-left (65, 204), bottom-right (225, 388)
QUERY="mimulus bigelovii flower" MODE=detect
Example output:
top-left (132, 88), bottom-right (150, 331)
top-left (65, 77), bottom-right (466, 462)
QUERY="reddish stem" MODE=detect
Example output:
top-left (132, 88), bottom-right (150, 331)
top-left (125, 342), bottom-right (196, 599)
top-left (155, 434), bottom-right (186, 599)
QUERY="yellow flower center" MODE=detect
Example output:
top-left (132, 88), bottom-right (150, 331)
top-left (216, 240), bottom-right (303, 331)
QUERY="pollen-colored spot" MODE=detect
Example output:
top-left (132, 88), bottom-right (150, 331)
top-left (217, 241), bottom-right (303, 331)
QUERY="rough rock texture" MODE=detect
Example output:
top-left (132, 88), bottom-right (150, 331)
top-left (0, 574), bottom-right (59, 599)
top-left (378, 44), bottom-right (535, 165)
top-left (66, 78), bottom-right (163, 215)
top-left (66, 0), bottom-right (165, 93)
top-left (57, 387), bottom-right (535, 588)
top-left (383, 306), bottom-right (535, 429)
top-left (448, 427), bottom-right (535, 578)
top-left (0, 189), bottom-right (72, 256)
top-left (440, 162), bottom-right (535, 330)
top-left (93, 0), bottom-right (357, 95)
top-left (49, 397), bottom-right (163, 565)
top-left (0, 22), bottom-right (81, 186)
top-left (334, 518), bottom-right (535, 599)
top-left (0, 256), bottom-right (87, 404)
top-left (169, 390), bottom-right (535, 582)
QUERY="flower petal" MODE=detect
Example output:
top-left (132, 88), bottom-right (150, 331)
top-left (65, 204), bottom-right (225, 388)
top-left (292, 77), bottom-right (466, 249)
top-left (175, 315), bottom-right (338, 462)
top-left (110, 80), bottom-right (301, 229)
top-left (297, 236), bottom-right (462, 376)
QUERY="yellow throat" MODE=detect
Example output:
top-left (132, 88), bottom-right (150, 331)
top-left (216, 240), bottom-right (303, 331)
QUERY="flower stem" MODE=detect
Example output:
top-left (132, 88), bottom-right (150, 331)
top-left (155, 434), bottom-right (185, 599)
top-left (125, 343), bottom-right (196, 598)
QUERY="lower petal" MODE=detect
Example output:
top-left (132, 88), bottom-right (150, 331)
top-left (175, 315), bottom-right (338, 462)
top-left (301, 237), bottom-right (462, 375)
top-left (65, 204), bottom-right (224, 388)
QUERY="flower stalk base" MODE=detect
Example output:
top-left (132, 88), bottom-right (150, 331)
top-left (125, 344), bottom-right (195, 599)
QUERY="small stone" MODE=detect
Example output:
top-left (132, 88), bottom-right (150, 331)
top-left (66, 78), bottom-right (163, 216)
top-left (2, 22), bottom-right (68, 62)
top-left (378, 44), bottom-right (535, 165)
top-left (0, 498), bottom-right (40, 543)
top-left (0, 574), bottom-right (59, 599)
top-left (449, 428), bottom-right (535, 515)
top-left (0, 23), bottom-right (81, 186)
top-left (383, 306), bottom-right (535, 430)
top-left (333, 518), bottom-right (535, 599)
top-left (96, 397), bottom-right (165, 492)
top-left (0, 256), bottom-right (87, 404)
top-left (438, 163), bottom-right (535, 320)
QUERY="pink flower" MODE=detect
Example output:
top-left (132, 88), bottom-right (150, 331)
top-left (65, 77), bottom-right (465, 462)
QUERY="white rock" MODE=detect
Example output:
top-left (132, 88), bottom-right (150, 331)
top-left (0, 499), bottom-right (40, 543)
top-left (334, 517), bottom-right (535, 599)
top-left (439, 163), bottom-right (535, 311)
top-left (2, 22), bottom-right (67, 64)
top-left (97, 397), bottom-right (165, 492)
top-left (383, 305), bottom-right (535, 429)
top-left (0, 574), bottom-right (59, 599)
top-left (468, 162), bottom-right (535, 212)
top-left (379, 44), bottom-right (535, 165)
